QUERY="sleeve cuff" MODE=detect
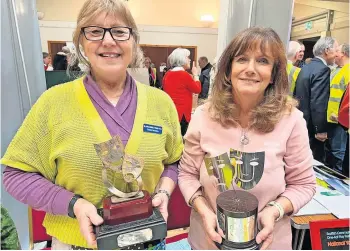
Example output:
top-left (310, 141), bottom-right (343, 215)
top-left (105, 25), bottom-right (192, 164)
top-left (51, 189), bottom-right (74, 215)
top-left (161, 163), bottom-right (178, 183)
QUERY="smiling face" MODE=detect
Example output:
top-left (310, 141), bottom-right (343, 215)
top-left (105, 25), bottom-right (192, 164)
top-left (230, 45), bottom-right (274, 99)
top-left (81, 12), bottom-right (133, 78)
top-left (297, 45), bottom-right (305, 60)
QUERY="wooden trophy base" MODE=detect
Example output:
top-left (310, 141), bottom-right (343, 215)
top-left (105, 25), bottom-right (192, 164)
top-left (103, 190), bottom-right (153, 225)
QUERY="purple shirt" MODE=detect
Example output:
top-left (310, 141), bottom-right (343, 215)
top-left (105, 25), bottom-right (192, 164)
top-left (3, 73), bottom-right (178, 215)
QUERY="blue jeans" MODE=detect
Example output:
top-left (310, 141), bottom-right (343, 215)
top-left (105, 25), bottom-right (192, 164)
top-left (327, 123), bottom-right (347, 172)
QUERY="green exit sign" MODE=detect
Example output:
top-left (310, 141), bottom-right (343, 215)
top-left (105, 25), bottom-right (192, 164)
top-left (305, 21), bottom-right (313, 30)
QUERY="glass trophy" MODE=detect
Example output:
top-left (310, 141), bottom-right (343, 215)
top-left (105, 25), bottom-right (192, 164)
top-left (93, 136), bottom-right (167, 250)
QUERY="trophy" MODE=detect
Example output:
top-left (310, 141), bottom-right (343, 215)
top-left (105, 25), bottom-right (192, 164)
top-left (205, 151), bottom-right (261, 250)
top-left (93, 136), bottom-right (167, 250)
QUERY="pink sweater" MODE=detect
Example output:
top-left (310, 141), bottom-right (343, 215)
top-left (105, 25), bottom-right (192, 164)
top-left (178, 104), bottom-right (316, 250)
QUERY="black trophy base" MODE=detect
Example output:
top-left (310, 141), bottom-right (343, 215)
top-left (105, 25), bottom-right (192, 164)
top-left (216, 239), bottom-right (261, 250)
top-left (94, 208), bottom-right (167, 250)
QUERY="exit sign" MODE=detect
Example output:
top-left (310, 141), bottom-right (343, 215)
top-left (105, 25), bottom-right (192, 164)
top-left (305, 21), bottom-right (313, 30)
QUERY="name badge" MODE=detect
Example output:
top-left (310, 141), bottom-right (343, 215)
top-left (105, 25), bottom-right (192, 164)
top-left (143, 124), bottom-right (162, 134)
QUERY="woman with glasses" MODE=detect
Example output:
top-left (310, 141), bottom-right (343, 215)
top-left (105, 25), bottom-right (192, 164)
top-left (1, 0), bottom-right (183, 249)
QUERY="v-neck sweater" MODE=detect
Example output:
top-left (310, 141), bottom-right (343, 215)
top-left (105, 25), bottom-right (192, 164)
top-left (1, 77), bottom-right (183, 248)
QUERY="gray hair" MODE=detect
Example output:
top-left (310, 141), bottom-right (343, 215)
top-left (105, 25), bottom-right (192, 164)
top-left (168, 48), bottom-right (190, 67)
top-left (341, 44), bottom-right (349, 57)
top-left (287, 41), bottom-right (301, 59)
top-left (313, 37), bottom-right (336, 57)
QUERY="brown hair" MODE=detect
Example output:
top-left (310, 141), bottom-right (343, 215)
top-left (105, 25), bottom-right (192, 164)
top-left (209, 27), bottom-right (297, 133)
top-left (71, 0), bottom-right (143, 73)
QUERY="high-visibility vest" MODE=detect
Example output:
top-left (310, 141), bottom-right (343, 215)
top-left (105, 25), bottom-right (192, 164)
top-left (287, 62), bottom-right (301, 95)
top-left (327, 63), bottom-right (350, 123)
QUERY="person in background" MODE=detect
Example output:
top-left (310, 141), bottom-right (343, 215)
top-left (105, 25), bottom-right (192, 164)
top-left (144, 57), bottom-right (160, 88)
top-left (294, 42), bottom-right (305, 68)
top-left (178, 27), bottom-right (315, 250)
top-left (43, 52), bottom-right (53, 71)
top-left (53, 51), bottom-right (68, 71)
top-left (163, 48), bottom-right (201, 136)
top-left (1, 206), bottom-right (21, 250)
top-left (338, 84), bottom-right (349, 176)
top-left (67, 52), bottom-right (82, 72)
top-left (1, 0), bottom-right (183, 249)
top-left (198, 56), bottom-right (212, 102)
top-left (295, 37), bottom-right (338, 164)
top-left (286, 41), bottom-right (301, 95)
top-left (326, 44), bottom-right (349, 172)
top-left (208, 56), bottom-right (218, 97)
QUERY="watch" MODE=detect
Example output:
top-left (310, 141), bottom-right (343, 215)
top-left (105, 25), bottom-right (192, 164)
top-left (68, 194), bottom-right (83, 218)
top-left (154, 189), bottom-right (171, 200)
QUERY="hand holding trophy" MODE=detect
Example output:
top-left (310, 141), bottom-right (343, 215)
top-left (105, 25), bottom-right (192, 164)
top-left (206, 153), bottom-right (260, 250)
top-left (93, 136), bottom-right (167, 250)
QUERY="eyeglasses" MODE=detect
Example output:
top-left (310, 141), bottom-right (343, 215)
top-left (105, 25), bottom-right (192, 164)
top-left (81, 26), bottom-right (132, 41)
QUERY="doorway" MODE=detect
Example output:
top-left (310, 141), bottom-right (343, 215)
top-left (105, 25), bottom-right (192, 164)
top-left (300, 36), bottom-right (320, 60)
top-left (140, 45), bottom-right (197, 86)
top-left (47, 41), bottom-right (66, 58)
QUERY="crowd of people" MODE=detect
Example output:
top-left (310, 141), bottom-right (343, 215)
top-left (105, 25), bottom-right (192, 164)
top-left (287, 38), bottom-right (349, 176)
top-left (42, 46), bottom-right (81, 72)
top-left (2, 0), bottom-right (348, 250)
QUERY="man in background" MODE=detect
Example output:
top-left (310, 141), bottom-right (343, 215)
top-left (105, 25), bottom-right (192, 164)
top-left (294, 42), bottom-right (305, 68)
top-left (198, 56), bottom-right (212, 102)
top-left (286, 41), bottom-right (301, 95)
top-left (326, 44), bottom-right (349, 172)
top-left (295, 37), bottom-right (338, 163)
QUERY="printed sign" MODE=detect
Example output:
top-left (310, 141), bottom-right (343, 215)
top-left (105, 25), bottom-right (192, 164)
top-left (310, 219), bottom-right (350, 250)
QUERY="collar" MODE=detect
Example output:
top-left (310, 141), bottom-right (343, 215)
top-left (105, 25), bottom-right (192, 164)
top-left (202, 63), bottom-right (212, 71)
top-left (171, 66), bottom-right (185, 71)
top-left (316, 56), bottom-right (328, 66)
top-left (84, 72), bottom-right (134, 114)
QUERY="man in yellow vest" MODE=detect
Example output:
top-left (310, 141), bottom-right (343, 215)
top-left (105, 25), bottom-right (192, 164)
top-left (286, 41), bottom-right (301, 96)
top-left (326, 43), bottom-right (349, 172)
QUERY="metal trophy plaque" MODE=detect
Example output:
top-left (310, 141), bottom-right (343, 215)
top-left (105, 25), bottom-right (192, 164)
top-left (93, 136), bottom-right (167, 250)
top-left (205, 152), bottom-right (260, 250)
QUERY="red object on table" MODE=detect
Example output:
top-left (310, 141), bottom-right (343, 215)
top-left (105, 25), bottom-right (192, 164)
top-left (310, 218), bottom-right (349, 250)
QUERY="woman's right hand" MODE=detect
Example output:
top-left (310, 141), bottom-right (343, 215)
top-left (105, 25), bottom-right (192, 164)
top-left (199, 208), bottom-right (224, 244)
top-left (73, 198), bottom-right (104, 248)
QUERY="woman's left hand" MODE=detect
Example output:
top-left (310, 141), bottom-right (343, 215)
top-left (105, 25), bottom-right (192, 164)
top-left (152, 193), bottom-right (169, 222)
top-left (256, 206), bottom-right (278, 250)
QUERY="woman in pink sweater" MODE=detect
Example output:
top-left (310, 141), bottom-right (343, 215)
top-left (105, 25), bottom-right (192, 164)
top-left (178, 27), bottom-right (316, 250)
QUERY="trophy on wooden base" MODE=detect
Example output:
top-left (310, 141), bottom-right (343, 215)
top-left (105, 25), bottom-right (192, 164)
top-left (93, 136), bottom-right (167, 250)
top-left (206, 153), bottom-right (260, 250)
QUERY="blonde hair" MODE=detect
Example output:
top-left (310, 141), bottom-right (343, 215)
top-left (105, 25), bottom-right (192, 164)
top-left (71, 0), bottom-right (143, 73)
top-left (209, 27), bottom-right (297, 133)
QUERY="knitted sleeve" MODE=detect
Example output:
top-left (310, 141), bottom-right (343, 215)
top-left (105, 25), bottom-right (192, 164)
top-left (163, 94), bottom-right (184, 165)
top-left (1, 88), bottom-right (57, 181)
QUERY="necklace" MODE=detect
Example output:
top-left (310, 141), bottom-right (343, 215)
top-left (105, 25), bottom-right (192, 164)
top-left (240, 128), bottom-right (250, 146)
